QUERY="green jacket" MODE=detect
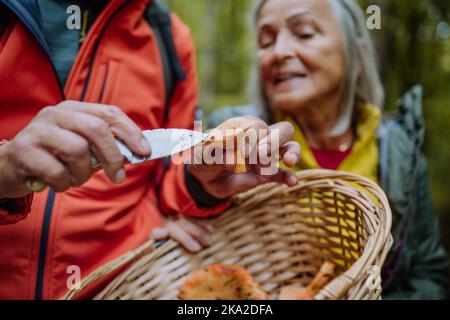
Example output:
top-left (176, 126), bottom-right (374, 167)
top-left (208, 85), bottom-right (449, 299)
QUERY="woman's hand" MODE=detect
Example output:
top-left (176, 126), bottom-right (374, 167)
top-left (151, 215), bottom-right (213, 252)
top-left (187, 116), bottom-right (301, 199)
top-left (0, 101), bottom-right (151, 199)
top-left (154, 117), bottom-right (300, 252)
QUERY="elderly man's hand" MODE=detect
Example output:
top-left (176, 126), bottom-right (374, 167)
top-left (151, 215), bottom-right (213, 252)
top-left (187, 116), bottom-right (301, 200)
top-left (0, 101), bottom-right (151, 199)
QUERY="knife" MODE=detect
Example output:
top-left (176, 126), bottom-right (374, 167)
top-left (25, 129), bottom-right (208, 192)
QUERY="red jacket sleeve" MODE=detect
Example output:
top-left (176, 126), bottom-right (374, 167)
top-left (158, 14), bottom-right (231, 218)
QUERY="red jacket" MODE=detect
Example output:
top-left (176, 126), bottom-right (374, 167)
top-left (0, 0), bottom-right (228, 299)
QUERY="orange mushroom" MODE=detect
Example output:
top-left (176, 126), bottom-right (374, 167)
top-left (203, 120), bottom-right (256, 174)
top-left (278, 261), bottom-right (337, 300)
top-left (179, 264), bottom-right (268, 300)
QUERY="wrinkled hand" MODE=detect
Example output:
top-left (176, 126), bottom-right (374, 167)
top-left (187, 116), bottom-right (301, 199)
top-left (151, 215), bottom-right (213, 252)
top-left (0, 101), bottom-right (151, 198)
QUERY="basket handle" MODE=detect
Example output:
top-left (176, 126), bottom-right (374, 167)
top-left (60, 240), bottom-right (158, 300)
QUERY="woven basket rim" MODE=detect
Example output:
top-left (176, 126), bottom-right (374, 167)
top-left (61, 169), bottom-right (393, 300)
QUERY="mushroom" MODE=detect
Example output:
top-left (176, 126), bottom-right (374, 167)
top-left (278, 261), bottom-right (337, 300)
top-left (203, 120), bottom-right (256, 174)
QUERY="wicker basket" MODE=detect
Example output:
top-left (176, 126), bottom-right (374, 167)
top-left (63, 169), bottom-right (393, 300)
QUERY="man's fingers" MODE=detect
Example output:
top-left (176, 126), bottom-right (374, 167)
top-left (108, 110), bottom-right (152, 157)
top-left (192, 218), bottom-right (214, 233)
top-left (37, 127), bottom-right (93, 187)
top-left (58, 101), bottom-right (151, 156)
top-left (151, 217), bottom-right (213, 251)
top-left (151, 227), bottom-right (169, 240)
top-left (167, 222), bottom-right (202, 252)
top-left (53, 110), bottom-right (125, 183)
top-left (178, 217), bottom-right (213, 246)
top-left (16, 147), bottom-right (73, 192)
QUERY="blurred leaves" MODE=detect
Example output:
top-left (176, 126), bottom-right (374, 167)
top-left (167, 0), bottom-right (255, 108)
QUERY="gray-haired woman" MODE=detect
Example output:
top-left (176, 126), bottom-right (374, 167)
top-left (208, 0), bottom-right (448, 299)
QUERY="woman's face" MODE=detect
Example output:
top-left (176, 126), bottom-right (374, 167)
top-left (257, 0), bottom-right (347, 112)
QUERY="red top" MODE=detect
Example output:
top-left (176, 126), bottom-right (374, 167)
top-left (311, 148), bottom-right (352, 170)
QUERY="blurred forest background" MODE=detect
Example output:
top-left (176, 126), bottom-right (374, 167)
top-left (165, 0), bottom-right (450, 254)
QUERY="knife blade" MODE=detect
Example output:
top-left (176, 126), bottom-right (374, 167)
top-left (25, 129), bottom-right (208, 192)
top-left (116, 129), bottom-right (207, 164)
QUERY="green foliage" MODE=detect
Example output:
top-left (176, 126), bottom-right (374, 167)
top-left (167, 0), bottom-right (255, 108)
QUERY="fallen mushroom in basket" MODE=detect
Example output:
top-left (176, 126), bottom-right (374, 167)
top-left (203, 121), bottom-right (256, 174)
top-left (178, 264), bottom-right (269, 300)
top-left (178, 261), bottom-right (337, 300)
top-left (278, 261), bottom-right (337, 300)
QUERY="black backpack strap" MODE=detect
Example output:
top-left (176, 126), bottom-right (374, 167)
top-left (0, 3), bottom-right (9, 38)
top-left (145, 0), bottom-right (186, 124)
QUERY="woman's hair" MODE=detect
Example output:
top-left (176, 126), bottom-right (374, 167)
top-left (252, 0), bottom-right (385, 136)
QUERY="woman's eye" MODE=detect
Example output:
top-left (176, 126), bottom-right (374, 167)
top-left (294, 26), bottom-right (315, 40)
top-left (298, 32), bottom-right (314, 39)
top-left (260, 38), bottom-right (274, 48)
top-left (259, 32), bottom-right (275, 48)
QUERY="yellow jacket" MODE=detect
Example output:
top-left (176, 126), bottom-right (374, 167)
top-left (278, 103), bottom-right (381, 184)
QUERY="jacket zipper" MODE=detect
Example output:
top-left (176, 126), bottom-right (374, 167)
top-left (34, 189), bottom-right (56, 300)
top-left (98, 62), bottom-right (110, 103)
top-left (80, 1), bottom-right (130, 101)
top-left (35, 1), bottom-right (130, 300)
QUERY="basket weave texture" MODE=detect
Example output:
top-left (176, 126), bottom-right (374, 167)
top-left (63, 169), bottom-right (393, 300)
